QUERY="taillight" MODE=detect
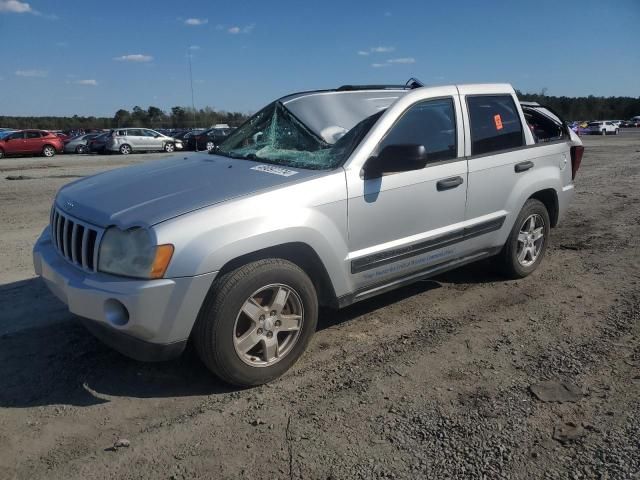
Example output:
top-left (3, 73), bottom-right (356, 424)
top-left (570, 145), bottom-right (584, 180)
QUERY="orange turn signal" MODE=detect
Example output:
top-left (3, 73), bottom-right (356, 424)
top-left (150, 244), bottom-right (174, 279)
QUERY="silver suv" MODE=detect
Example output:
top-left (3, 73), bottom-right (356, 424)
top-left (34, 81), bottom-right (584, 386)
top-left (105, 128), bottom-right (183, 154)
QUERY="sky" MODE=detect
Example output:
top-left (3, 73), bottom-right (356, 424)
top-left (0, 0), bottom-right (638, 117)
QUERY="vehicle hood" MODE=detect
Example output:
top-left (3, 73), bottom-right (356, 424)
top-left (55, 154), bottom-right (324, 228)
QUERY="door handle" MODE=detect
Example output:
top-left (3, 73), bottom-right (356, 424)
top-left (436, 176), bottom-right (464, 191)
top-left (515, 161), bottom-right (534, 173)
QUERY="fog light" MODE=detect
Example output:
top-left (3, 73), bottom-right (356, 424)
top-left (104, 299), bottom-right (129, 326)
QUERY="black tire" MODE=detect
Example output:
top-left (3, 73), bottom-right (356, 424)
top-left (42, 145), bottom-right (56, 157)
top-left (193, 259), bottom-right (318, 386)
top-left (76, 145), bottom-right (87, 154)
top-left (119, 144), bottom-right (131, 155)
top-left (496, 199), bottom-right (550, 279)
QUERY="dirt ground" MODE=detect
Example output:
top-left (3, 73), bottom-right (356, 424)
top-left (1, 134), bottom-right (639, 480)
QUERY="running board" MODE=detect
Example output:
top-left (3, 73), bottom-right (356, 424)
top-left (337, 248), bottom-right (500, 308)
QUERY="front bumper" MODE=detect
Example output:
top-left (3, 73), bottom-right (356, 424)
top-left (33, 228), bottom-right (217, 361)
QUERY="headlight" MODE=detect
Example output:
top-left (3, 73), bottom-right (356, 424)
top-left (98, 227), bottom-right (174, 279)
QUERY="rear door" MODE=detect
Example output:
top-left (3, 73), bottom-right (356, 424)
top-left (23, 130), bottom-right (43, 154)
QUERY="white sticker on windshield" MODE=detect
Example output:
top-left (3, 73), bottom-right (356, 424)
top-left (251, 165), bottom-right (298, 177)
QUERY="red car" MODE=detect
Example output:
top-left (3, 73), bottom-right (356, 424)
top-left (0, 130), bottom-right (64, 159)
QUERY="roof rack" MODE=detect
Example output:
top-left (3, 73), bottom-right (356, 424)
top-left (337, 77), bottom-right (425, 92)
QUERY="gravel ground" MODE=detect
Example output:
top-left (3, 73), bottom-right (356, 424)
top-left (0, 133), bottom-right (639, 479)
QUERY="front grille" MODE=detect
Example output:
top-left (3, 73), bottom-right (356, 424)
top-left (50, 207), bottom-right (103, 272)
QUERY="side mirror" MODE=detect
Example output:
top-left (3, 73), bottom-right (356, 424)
top-left (363, 144), bottom-right (428, 179)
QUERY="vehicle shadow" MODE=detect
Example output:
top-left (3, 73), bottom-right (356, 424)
top-left (0, 263), bottom-right (498, 409)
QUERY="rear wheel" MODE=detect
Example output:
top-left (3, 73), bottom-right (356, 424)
top-left (42, 145), bottom-right (56, 157)
top-left (76, 145), bottom-right (87, 154)
top-left (0, 148), bottom-right (4, 159)
top-left (193, 259), bottom-right (318, 386)
top-left (119, 144), bottom-right (131, 155)
top-left (497, 199), bottom-right (550, 279)
top-left (164, 142), bottom-right (175, 153)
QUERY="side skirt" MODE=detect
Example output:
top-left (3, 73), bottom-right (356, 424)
top-left (336, 247), bottom-right (501, 309)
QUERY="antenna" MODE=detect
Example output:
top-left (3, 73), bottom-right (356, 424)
top-left (188, 49), bottom-right (198, 151)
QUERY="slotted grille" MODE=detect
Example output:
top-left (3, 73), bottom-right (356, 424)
top-left (50, 207), bottom-right (103, 272)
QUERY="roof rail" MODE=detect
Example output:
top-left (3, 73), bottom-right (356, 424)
top-left (337, 78), bottom-right (425, 92)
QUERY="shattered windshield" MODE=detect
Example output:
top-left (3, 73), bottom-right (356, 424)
top-left (217, 101), bottom-right (381, 170)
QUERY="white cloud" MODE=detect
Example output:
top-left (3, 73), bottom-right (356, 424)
top-left (357, 50), bottom-right (369, 56)
top-left (371, 63), bottom-right (391, 68)
top-left (113, 54), bottom-right (153, 62)
top-left (371, 46), bottom-right (395, 53)
top-left (387, 57), bottom-right (416, 64)
top-left (75, 79), bottom-right (98, 86)
top-left (189, 45), bottom-right (200, 50)
top-left (0, 0), bottom-right (32, 13)
top-left (15, 69), bottom-right (47, 77)
top-left (184, 17), bottom-right (207, 26)
top-left (228, 24), bottom-right (255, 34)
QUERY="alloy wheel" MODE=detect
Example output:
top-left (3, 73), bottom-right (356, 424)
top-left (516, 214), bottom-right (545, 267)
top-left (43, 146), bottom-right (55, 157)
top-left (233, 284), bottom-right (304, 367)
top-left (206, 141), bottom-right (215, 151)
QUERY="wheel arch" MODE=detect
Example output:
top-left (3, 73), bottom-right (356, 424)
top-left (528, 188), bottom-right (559, 227)
top-left (217, 242), bottom-right (338, 308)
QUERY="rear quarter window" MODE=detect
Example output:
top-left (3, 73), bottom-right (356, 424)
top-left (467, 95), bottom-right (523, 156)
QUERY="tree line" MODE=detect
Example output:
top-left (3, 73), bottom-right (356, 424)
top-left (0, 106), bottom-right (249, 131)
top-left (1, 94), bottom-right (639, 131)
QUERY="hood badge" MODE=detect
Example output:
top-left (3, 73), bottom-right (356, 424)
top-left (64, 200), bottom-right (76, 210)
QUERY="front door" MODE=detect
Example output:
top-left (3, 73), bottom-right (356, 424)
top-left (346, 95), bottom-right (468, 291)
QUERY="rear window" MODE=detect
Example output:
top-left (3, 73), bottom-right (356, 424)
top-left (523, 107), bottom-right (566, 143)
top-left (467, 95), bottom-right (523, 156)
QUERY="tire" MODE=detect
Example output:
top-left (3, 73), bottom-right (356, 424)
top-left (0, 148), bottom-right (4, 159)
top-left (42, 145), bottom-right (56, 157)
top-left (193, 259), bottom-right (318, 386)
top-left (76, 145), bottom-right (87, 154)
top-left (615, 129), bottom-right (619, 135)
top-left (496, 199), bottom-right (550, 279)
top-left (601, 129), bottom-right (606, 135)
top-left (164, 143), bottom-right (175, 153)
top-left (206, 141), bottom-right (215, 152)
top-left (119, 144), bottom-right (131, 155)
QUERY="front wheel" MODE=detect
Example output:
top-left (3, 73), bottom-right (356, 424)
top-left (193, 259), bottom-right (318, 386)
top-left (42, 145), bottom-right (56, 157)
top-left (496, 199), bottom-right (550, 279)
top-left (119, 144), bottom-right (131, 155)
top-left (206, 141), bottom-right (215, 152)
top-left (615, 129), bottom-right (619, 135)
top-left (164, 143), bottom-right (175, 153)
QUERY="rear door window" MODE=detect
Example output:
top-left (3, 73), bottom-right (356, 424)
top-left (467, 95), bottom-right (524, 156)
top-left (26, 131), bottom-right (42, 139)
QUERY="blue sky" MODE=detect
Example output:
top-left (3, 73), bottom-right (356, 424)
top-left (0, 0), bottom-right (638, 116)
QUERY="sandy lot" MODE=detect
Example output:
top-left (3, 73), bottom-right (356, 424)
top-left (1, 134), bottom-right (639, 479)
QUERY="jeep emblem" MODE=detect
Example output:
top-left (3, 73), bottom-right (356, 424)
top-left (64, 201), bottom-right (75, 210)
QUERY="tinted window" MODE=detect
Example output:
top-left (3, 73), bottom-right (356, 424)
top-left (377, 98), bottom-right (457, 162)
top-left (468, 95), bottom-right (523, 155)
top-left (26, 131), bottom-right (41, 139)
top-left (143, 129), bottom-right (158, 137)
top-left (126, 129), bottom-right (142, 136)
top-left (7, 132), bottom-right (24, 140)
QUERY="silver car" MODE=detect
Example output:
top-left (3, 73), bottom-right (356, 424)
top-left (105, 128), bottom-right (183, 154)
top-left (34, 81), bottom-right (583, 386)
top-left (63, 133), bottom-right (101, 154)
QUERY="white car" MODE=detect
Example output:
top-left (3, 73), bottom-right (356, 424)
top-left (588, 121), bottom-right (619, 135)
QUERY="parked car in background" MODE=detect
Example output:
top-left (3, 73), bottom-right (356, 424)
top-left (88, 132), bottom-right (110, 153)
top-left (186, 127), bottom-right (232, 151)
top-left (0, 130), bottom-right (63, 158)
top-left (105, 128), bottom-right (184, 154)
top-left (588, 121), bottom-right (618, 135)
top-left (63, 133), bottom-right (101, 154)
